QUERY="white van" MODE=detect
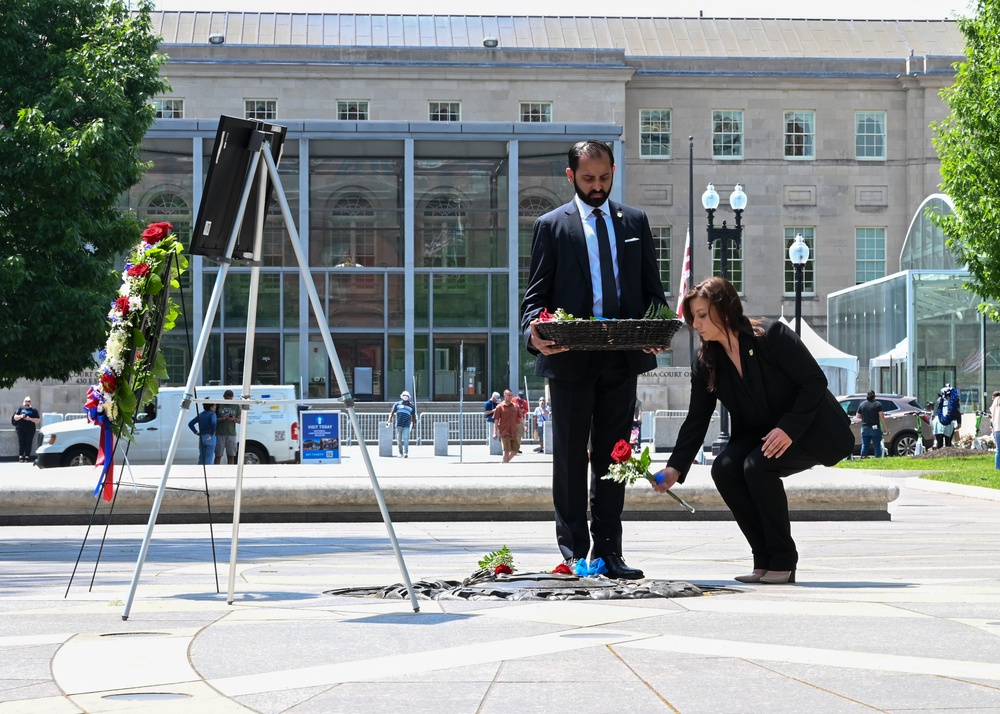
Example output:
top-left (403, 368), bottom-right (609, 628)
top-left (35, 385), bottom-right (300, 468)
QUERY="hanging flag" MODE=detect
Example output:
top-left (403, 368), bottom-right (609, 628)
top-left (676, 229), bottom-right (692, 319)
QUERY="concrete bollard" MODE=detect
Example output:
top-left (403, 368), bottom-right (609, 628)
top-left (489, 430), bottom-right (502, 455)
top-left (434, 421), bottom-right (449, 456)
top-left (378, 422), bottom-right (393, 457)
top-left (544, 420), bottom-right (553, 454)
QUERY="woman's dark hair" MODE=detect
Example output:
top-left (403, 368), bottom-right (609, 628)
top-left (681, 276), bottom-right (760, 393)
top-left (866, 390), bottom-right (876, 400)
top-left (568, 140), bottom-right (614, 171)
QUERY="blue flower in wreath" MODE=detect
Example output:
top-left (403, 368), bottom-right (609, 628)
top-left (936, 386), bottom-right (961, 426)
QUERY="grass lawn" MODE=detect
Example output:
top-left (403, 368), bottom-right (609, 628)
top-left (836, 453), bottom-right (1000, 490)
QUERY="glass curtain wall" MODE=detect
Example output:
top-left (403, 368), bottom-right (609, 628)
top-left (414, 141), bottom-right (508, 400)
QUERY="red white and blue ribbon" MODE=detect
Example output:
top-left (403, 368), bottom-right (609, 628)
top-left (85, 387), bottom-right (115, 501)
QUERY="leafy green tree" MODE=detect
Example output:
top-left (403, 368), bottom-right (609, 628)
top-left (0, 0), bottom-right (167, 387)
top-left (933, 0), bottom-right (1000, 319)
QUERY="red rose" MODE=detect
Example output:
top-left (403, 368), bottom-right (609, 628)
top-left (537, 308), bottom-right (554, 322)
top-left (552, 563), bottom-right (573, 575)
top-left (611, 439), bottom-right (633, 463)
top-left (127, 263), bottom-right (151, 278)
top-left (114, 296), bottom-right (131, 315)
top-left (141, 221), bottom-right (173, 245)
top-left (493, 564), bottom-right (513, 575)
top-left (101, 372), bottom-right (118, 393)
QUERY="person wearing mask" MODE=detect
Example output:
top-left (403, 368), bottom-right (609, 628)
top-left (652, 277), bottom-right (854, 585)
top-left (533, 396), bottom-right (550, 453)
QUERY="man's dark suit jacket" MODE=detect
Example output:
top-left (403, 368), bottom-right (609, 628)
top-left (519, 199), bottom-right (667, 381)
top-left (667, 320), bottom-right (854, 482)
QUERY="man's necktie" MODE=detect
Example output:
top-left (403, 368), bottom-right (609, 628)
top-left (592, 208), bottom-right (619, 318)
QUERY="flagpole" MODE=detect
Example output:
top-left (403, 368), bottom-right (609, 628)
top-left (688, 135), bottom-right (695, 358)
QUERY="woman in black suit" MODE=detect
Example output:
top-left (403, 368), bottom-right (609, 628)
top-left (654, 277), bottom-right (853, 584)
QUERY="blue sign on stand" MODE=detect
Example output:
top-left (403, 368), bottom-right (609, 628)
top-left (300, 411), bottom-right (341, 464)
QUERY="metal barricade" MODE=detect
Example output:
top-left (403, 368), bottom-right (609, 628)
top-left (415, 412), bottom-right (493, 445)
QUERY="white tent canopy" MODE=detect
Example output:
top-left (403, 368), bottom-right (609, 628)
top-left (780, 316), bottom-right (859, 395)
top-left (870, 337), bottom-right (909, 367)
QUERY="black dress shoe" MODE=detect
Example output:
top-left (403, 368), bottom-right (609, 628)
top-left (594, 553), bottom-right (643, 580)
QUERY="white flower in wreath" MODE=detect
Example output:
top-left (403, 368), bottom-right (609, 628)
top-left (106, 332), bottom-right (127, 362)
top-left (128, 296), bottom-right (142, 312)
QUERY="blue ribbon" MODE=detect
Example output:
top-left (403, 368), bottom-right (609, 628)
top-left (573, 558), bottom-right (607, 577)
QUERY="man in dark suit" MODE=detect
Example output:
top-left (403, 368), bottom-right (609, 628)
top-left (520, 140), bottom-right (667, 579)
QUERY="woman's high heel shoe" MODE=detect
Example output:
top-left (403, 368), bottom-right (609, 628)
top-left (734, 569), bottom-right (767, 583)
top-left (760, 570), bottom-right (796, 584)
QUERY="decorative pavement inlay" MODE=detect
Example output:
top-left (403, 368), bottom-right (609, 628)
top-left (327, 570), bottom-right (735, 601)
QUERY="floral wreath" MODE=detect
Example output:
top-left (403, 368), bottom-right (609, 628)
top-left (936, 387), bottom-right (961, 426)
top-left (84, 221), bottom-right (187, 499)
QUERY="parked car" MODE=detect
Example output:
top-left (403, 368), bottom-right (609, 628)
top-left (836, 394), bottom-right (933, 457)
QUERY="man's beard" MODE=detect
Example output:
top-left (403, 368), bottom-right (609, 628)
top-left (573, 177), bottom-right (612, 208)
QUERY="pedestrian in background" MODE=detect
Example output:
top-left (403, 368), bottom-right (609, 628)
top-left (188, 403), bottom-right (217, 465)
top-left (214, 390), bottom-right (242, 465)
top-left (387, 391), bottom-right (416, 458)
top-left (989, 390), bottom-right (1000, 470)
top-left (533, 396), bottom-right (550, 453)
top-left (11, 396), bottom-right (40, 463)
top-left (492, 389), bottom-right (523, 463)
top-left (855, 391), bottom-right (888, 459)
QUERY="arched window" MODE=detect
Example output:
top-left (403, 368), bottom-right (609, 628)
top-left (421, 195), bottom-right (465, 267)
top-left (144, 192), bottom-right (190, 244)
top-left (518, 196), bottom-right (555, 292)
top-left (330, 194), bottom-right (376, 267)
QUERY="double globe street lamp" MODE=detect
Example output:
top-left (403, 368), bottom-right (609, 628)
top-left (701, 182), bottom-right (747, 455)
top-left (788, 233), bottom-right (810, 336)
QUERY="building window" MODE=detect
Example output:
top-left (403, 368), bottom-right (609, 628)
top-left (151, 98), bottom-right (184, 119)
top-left (330, 194), bottom-right (376, 271)
top-left (784, 111), bottom-right (815, 159)
top-left (245, 99), bottom-right (277, 121)
top-left (640, 109), bottom-right (672, 158)
top-left (652, 226), bottom-right (672, 292)
top-left (712, 110), bottom-right (743, 159)
top-left (337, 100), bottom-right (369, 121)
top-left (519, 102), bottom-right (552, 122)
top-left (856, 227), bottom-right (886, 284)
top-left (783, 227), bottom-right (816, 295)
top-left (428, 102), bottom-right (461, 122)
top-left (856, 111), bottom-right (886, 160)
top-left (422, 195), bottom-right (465, 266)
top-left (711, 240), bottom-right (743, 292)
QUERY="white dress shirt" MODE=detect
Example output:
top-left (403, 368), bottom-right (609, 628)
top-left (573, 194), bottom-right (619, 318)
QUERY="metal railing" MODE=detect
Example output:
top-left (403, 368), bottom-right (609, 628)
top-left (335, 411), bottom-right (523, 445)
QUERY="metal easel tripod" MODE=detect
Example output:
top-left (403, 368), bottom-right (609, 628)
top-left (121, 126), bottom-right (419, 619)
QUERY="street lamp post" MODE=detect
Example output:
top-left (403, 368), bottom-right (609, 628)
top-left (702, 182), bottom-right (747, 455)
top-left (788, 233), bottom-right (810, 336)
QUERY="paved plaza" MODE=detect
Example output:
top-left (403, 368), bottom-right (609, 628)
top-left (1, 457), bottom-right (1000, 713)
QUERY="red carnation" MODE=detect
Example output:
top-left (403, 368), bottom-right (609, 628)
top-left (552, 563), bottom-right (573, 575)
top-left (493, 564), bottom-right (513, 575)
top-left (537, 308), bottom-right (554, 322)
top-left (127, 263), bottom-right (151, 278)
top-left (114, 296), bottom-right (131, 315)
top-left (141, 221), bottom-right (173, 245)
top-left (611, 439), bottom-right (633, 464)
top-left (101, 372), bottom-right (118, 394)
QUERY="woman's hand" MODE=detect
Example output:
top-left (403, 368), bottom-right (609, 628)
top-left (761, 427), bottom-right (792, 459)
top-left (651, 466), bottom-right (681, 493)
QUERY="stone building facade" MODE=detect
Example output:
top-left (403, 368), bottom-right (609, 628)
top-left (7, 14), bottom-right (966, 423)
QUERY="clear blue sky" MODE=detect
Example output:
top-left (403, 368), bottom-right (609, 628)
top-left (155, 0), bottom-right (974, 20)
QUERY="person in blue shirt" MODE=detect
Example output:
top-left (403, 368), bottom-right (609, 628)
top-left (484, 392), bottom-right (500, 423)
top-left (387, 391), bottom-right (416, 458)
top-left (188, 403), bottom-right (217, 465)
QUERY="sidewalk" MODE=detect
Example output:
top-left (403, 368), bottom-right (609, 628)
top-left (1, 445), bottom-right (901, 525)
top-left (1, 473), bottom-right (999, 713)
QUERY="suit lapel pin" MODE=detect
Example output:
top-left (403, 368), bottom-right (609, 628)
top-left (749, 349), bottom-right (754, 356)
top-left (616, 211), bottom-right (623, 219)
